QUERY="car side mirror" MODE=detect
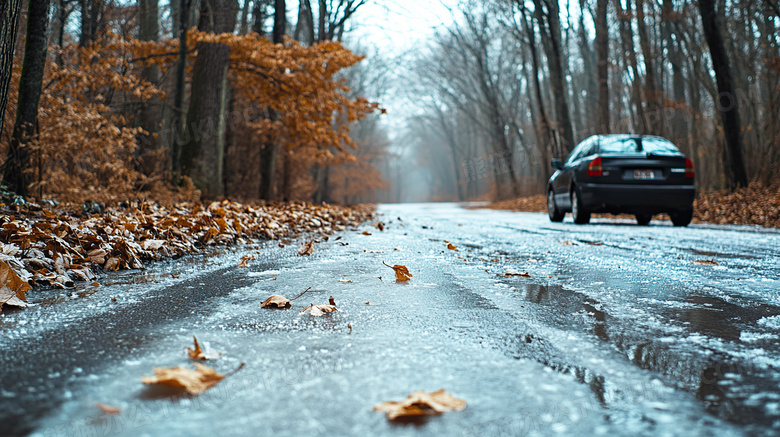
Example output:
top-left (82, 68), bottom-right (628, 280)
top-left (551, 158), bottom-right (563, 170)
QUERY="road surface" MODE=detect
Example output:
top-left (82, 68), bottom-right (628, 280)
top-left (1, 203), bottom-right (779, 436)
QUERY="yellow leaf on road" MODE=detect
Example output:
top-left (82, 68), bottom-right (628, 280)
top-left (383, 261), bottom-right (412, 282)
top-left (141, 363), bottom-right (240, 395)
top-left (374, 389), bottom-right (466, 421)
top-left (261, 295), bottom-right (291, 309)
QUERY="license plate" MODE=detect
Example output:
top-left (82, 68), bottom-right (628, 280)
top-left (633, 169), bottom-right (655, 180)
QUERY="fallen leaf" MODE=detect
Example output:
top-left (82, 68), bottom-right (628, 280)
top-left (364, 301), bottom-right (370, 305)
top-left (261, 295), bottom-right (291, 309)
top-left (91, 282), bottom-right (100, 286)
top-left (278, 244), bottom-right (285, 248)
top-left (447, 243), bottom-right (457, 251)
top-left (0, 260), bottom-right (32, 311)
top-left (300, 303), bottom-right (339, 316)
top-left (364, 249), bottom-right (384, 253)
top-left (383, 261), bottom-right (412, 282)
top-left (141, 363), bottom-right (243, 395)
top-left (238, 255), bottom-right (255, 267)
top-left (336, 242), bottom-right (349, 246)
top-left (338, 278), bottom-right (353, 283)
top-left (329, 296), bottom-right (336, 306)
top-left (562, 241), bottom-right (574, 245)
top-left (362, 231), bottom-right (372, 236)
top-left (501, 269), bottom-right (530, 278)
top-left (373, 221), bottom-right (385, 231)
top-left (298, 240), bottom-right (314, 256)
top-left (693, 260), bottom-right (719, 265)
top-left (348, 323), bottom-right (352, 333)
top-left (95, 403), bottom-right (121, 415)
top-left (374, 389), bottom-right (466, 421)
top-left (187, 336), bottom-right (218, 361)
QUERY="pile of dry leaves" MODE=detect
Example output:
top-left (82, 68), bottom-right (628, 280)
top-left (0, 200), bottom-right (373, 311)
top-left (489, 184), bottom-right (780, 228)
top-left (693, 183), bottom-right (780, 228)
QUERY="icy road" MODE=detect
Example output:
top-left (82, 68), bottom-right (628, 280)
top-left (2, 203), bottom-right (780, 436)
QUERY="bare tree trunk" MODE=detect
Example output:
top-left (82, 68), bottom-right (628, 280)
top-left (636, 0), bottom-right (663, 135)
top-left (181, 0), bottom-right (238, 199)
top-left (3, 0), bottom-right (50, 198)
top-left (0, 0), bottom-right (22, 139)
top-left (171, 0), bottom-right (191, 177)
top-left (272, 0), bottom-right (285, 43)
top-left (138, 0), bottom-right (161, 177)
top-left (698, 0), bottom-right (748, 188)
top-left (293, 0), bottom-right (315, 44)
top-left (79, 0), bottom-right (92, 46)
top-left (615, 0), bottom-right (645, 132)
top-left (238, 0), bottom-right (250, 34)
top-left (663, 0), bottom-right (686, 143)
top-left (258, 0), bottom-right (285, 200)
top-left (534, 0), bottom-right (575, 153)
top-left (595, 0), bottom-right (610, 133)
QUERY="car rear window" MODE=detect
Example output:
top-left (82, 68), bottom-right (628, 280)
top-left (641, 137), bottom-right (682, 154)
top-left (599, 137), bottom-right (640, 153)
top-left (598, 137), bottom-right (681, 154)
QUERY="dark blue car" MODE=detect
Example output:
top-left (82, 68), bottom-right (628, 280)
top-left (547, 134), bottom-right (696, 226)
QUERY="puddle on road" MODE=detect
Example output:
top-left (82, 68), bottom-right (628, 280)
top-left (661, 295), bottom-right (780, 342)
top-left (509, 279), bottom-right (780, 432)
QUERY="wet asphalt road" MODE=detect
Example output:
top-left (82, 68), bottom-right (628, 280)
top-left (2, 203), bottom-right (780, 436)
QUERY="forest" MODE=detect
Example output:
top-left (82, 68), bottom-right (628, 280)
top-left (403, 0), bottom-right (779, 202)
top-left (0, 1), bottom-right (778, 206)
top-left (0, 0), bottom-right (389, 206)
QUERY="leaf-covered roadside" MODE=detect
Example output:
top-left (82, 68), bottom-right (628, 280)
top-left (0, 200), bottom-right (373, 310)
top-left (487, 183), bottom-right (780, 228)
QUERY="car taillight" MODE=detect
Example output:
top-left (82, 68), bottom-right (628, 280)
top-left (586, 157), bottom-right (603, 177)
top-left (685, 158), bottom-right (695, 178)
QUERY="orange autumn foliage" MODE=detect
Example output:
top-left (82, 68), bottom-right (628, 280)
top-left (2, 30), bottom-right (383, 205)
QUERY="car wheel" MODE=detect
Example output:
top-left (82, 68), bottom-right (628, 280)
top-left (571, 189), bottom-right (591, 224)
top-left (547, 190), bottom-right (564, 222)
top-left (635, 214), bottom-right (652, 226)
top-left (670, 208), bottom-right (693, 227)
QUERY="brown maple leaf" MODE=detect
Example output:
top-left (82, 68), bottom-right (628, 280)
top-left (447, 243), bottom-right (457, 251)
top-left (0, 260), bottom-right (32, 311)
top-left (300, 303), bottom-right (338, 316)
top-left (374, 389), bottom-right (466, 421)
top-left (261, 295), bottom-right (291, 309)
top-left (383, 261), bottom-right (412, 282)
top-left (298, 240), bottom-right (314, 256)
top-left (141, 363), bottom-right (243, 395)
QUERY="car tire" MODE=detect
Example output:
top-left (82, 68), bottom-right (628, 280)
top-left (670, 208), bottom-right (693, 227)
top-left (547, 190), bottom-right (564, 222)
top-left (571, 188), bottom-right (591, 224)
top-left (635, 214), bottom-right (652, 226)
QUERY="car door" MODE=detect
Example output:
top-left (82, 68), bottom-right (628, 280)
top-left (553, 139), bottom-right (588, 207)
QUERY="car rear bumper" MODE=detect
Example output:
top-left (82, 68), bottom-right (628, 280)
top-left (579, 183), bottom-right (695, 212)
